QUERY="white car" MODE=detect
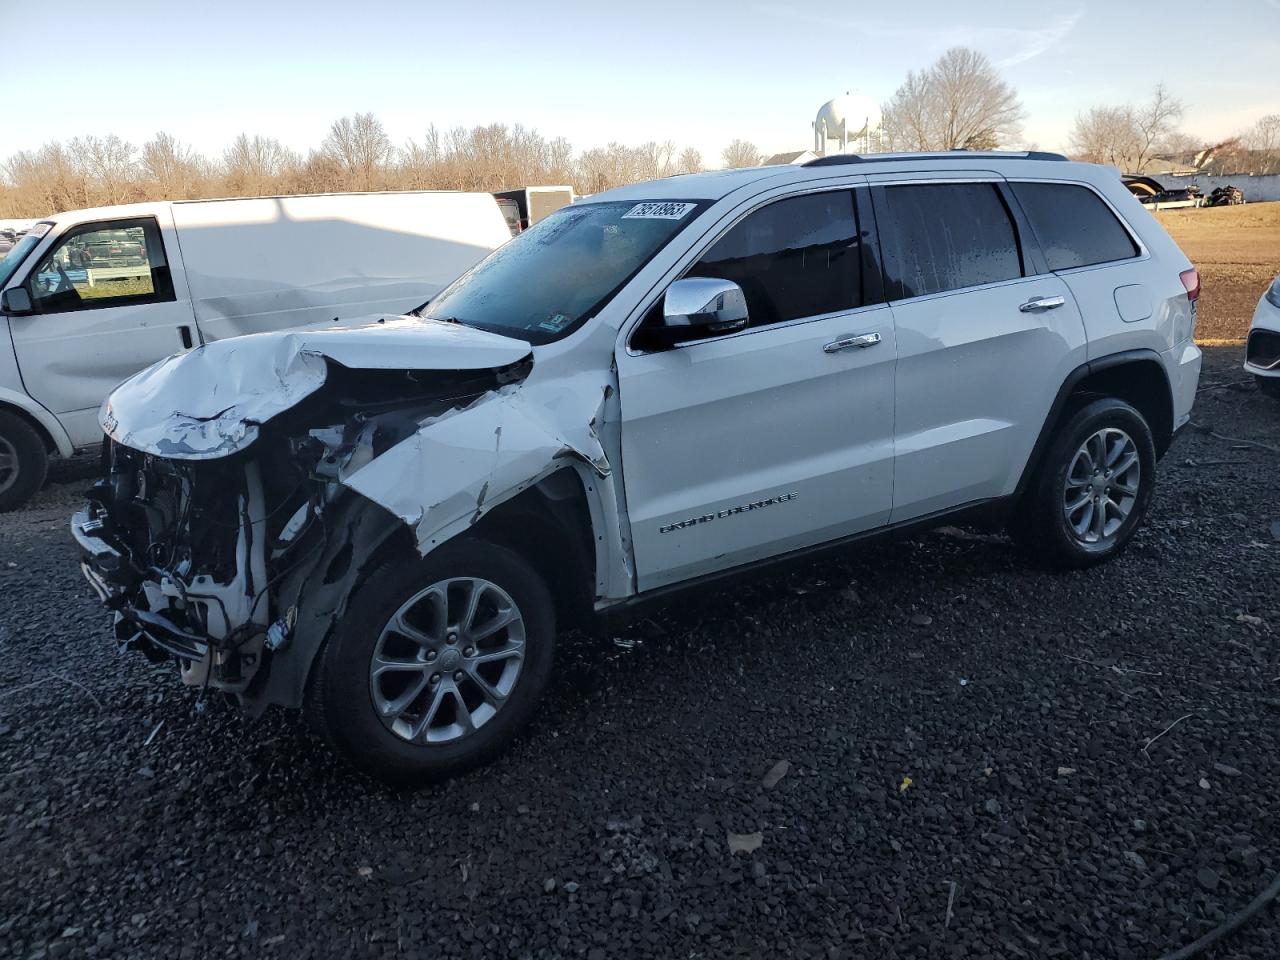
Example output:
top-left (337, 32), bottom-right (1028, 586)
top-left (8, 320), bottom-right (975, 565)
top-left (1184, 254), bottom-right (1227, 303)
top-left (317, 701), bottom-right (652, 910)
top-left (74, 152), bottom-right (1202, 783)
top-left (0, 192), bottom-right (512, 510)
top-left (1244, 276), bottom-right (1280, 399)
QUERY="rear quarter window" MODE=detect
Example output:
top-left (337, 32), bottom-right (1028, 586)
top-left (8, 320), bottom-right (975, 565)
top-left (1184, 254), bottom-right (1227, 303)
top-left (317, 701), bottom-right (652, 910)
top-left (1010, 182), bottom-right (1139, 271)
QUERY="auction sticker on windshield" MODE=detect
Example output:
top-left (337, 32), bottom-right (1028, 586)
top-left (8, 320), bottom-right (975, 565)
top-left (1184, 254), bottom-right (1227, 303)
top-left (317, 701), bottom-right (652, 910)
top-left (622, 202), bottom-right (696, 220)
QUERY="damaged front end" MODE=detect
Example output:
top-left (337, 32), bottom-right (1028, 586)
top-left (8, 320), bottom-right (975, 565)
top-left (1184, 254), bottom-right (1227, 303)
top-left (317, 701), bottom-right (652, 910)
top-left (73, 350), bottom-right (534, 714)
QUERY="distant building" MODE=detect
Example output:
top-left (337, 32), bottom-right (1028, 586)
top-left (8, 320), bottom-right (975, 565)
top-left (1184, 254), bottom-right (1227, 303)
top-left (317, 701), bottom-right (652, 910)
top-left (763, 150), bottom-right (818, 165)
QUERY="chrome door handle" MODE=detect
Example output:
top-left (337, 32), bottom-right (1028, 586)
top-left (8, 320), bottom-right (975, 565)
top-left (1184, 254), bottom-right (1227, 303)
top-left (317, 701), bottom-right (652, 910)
top-left (1019, 295), bottom-right (1066, 312)
top-left (823, 332), bottom-right (882, 353)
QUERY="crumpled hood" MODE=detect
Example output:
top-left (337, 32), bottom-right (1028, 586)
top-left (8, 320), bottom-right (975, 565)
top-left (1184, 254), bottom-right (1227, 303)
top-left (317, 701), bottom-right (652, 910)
top-left (100, 313), bottom-right (532, 459)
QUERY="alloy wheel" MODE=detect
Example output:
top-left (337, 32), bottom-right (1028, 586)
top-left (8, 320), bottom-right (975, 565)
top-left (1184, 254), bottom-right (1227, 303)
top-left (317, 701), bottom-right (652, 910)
top-left (368, 577), bottom-right (526, 745)
top-left (1062, 427), bottom-right (1141, 545)
top-left (0, 435), bottom-right (18, 496)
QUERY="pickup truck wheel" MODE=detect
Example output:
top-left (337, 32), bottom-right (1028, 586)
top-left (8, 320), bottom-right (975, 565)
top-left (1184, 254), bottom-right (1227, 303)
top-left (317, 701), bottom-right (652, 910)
top-left (1010, 398), bottom-right (1156, 570)
top-left (0, 411), bottom-right (48, 512)
top-left (308, 537), bottom-right (555, 786)
top-left (1256, 376), bottom-right (1280, 400)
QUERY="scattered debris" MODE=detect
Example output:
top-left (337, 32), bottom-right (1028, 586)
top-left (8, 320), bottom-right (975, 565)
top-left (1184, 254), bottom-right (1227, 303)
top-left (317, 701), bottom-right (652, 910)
top-left (1057, 767), bottom-right (1076, 777)
top-left (910, 613), bottom-right (933, 627)
top-left (357, 866), bottom-right (373, 877)
top-left (1142, 714), bottom-right (1196, 756)
top-left (143, 720), bottom-right (165, 747)
top-left (1124, 851), bottom-right (1148, 871)
top-left (899, 776), bottom-right (913, 793)
top-left (727, 832), bottom-right (763, 855)
top-left (761, 760), bottom-right (790, 790)
top-left (1199, 778), bottom-right (1212, 790)
top-left (944, 880), bottom-right (957, 929)
top-left (543, 878), bottom-right (556, 893)
top-left (1213, 762), bottom-right (1243, 778)
top-left (1236, 612), bottom-right (1265, 627)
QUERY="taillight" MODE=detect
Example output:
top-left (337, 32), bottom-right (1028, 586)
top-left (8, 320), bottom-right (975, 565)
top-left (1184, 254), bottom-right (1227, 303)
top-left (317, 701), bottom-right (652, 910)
top-left (1180, 267), bottom-right (1200, 302)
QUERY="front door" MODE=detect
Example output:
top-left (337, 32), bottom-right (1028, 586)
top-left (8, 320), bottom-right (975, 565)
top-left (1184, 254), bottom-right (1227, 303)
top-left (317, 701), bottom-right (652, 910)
top-left (617, 188), bottom-right (897, 592)
top-left (8, 215), bottom-right (196, 447)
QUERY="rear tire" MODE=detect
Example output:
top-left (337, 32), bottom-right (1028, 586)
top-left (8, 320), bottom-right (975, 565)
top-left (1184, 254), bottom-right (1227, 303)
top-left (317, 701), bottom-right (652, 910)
top-left (307, 537), bottom-right (556, 786)
top-left (1256, 376), bottom-right (1280, 400)
top-left (1010, 398), bottom-right (1156, 570)
top-left (0, 411), bottom-right (49, 512)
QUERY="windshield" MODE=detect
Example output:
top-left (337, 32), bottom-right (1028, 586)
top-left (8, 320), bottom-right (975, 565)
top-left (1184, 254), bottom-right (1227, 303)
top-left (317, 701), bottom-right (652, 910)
top-left (426, 199), bottom-right (706, 344)
top-left (0, 222), bottom-right (52, 289)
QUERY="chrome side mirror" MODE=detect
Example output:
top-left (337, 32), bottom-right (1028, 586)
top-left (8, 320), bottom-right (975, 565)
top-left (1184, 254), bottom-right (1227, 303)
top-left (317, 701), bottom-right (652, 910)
top-left (660, 277), bottom-right (749, 342)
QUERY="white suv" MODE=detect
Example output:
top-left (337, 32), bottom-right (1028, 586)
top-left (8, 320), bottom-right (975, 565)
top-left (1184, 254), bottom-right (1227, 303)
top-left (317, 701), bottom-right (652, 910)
top-left (74, 152), bottom-right (1203, 783)
top-left (1245, 274), bottom-right (1280, 398)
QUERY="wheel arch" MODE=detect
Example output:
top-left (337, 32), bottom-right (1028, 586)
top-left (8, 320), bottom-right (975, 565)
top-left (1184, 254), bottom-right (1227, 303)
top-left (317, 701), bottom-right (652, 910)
top-left (253, 468), bottom-right (602, 715)
top-left (466, 467), bottom-right (598, 633)
top-left (1016, 349), bottom-right (1175, 497)
top-left (0, 388), bottom-right (74, 457)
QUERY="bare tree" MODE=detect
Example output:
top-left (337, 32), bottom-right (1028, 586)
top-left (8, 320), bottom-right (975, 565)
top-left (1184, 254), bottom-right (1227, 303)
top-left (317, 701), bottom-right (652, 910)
top-left (322, 112), bottom-right (394, 191)
top-left (223, 134), bottom-right (298, 196)
top-left (674, 147), bottom-right (703, 175)
top-left (882, 47), bottom-right (1023, 151)
top-left (1069, 105), bottom-right (1141, 169)
top-left (1069, 84), bottom-right (1184, 173)
top-left (1131, 83), bottom-right (1184, 173)
top-left (721, 139), bottom-right (761, 169)
top-left (5, 143), bottom-right (85, 213)
top-left (1243, 114), bottom-right (1280, 174)
top-left (71, 135), bottom-right (137, 205)
top-left (141, 132), bottom-right (208, 200)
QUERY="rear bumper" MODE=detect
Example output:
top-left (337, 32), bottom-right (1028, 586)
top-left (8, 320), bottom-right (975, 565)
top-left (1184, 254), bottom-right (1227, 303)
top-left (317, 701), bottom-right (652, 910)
top-left (1163, 339), bottom-right (1202, 433)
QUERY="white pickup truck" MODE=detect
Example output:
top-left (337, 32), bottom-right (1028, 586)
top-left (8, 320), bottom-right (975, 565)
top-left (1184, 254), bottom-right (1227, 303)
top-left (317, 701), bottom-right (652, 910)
top-left (0, 191), bottom-right (512, 509)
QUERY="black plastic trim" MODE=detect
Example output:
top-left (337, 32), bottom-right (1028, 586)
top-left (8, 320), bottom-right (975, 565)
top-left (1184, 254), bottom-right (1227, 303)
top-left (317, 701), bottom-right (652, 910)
top-left (1012, 348), bottom-right (1171, 498)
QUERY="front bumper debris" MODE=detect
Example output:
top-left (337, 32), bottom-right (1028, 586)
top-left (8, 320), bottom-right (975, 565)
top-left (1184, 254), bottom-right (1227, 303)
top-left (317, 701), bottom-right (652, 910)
top-left (72, 506), bottom-right (211, 663)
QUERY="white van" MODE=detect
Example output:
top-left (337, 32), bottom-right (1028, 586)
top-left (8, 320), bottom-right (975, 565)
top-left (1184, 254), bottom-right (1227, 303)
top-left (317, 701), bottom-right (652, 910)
top-left (0, 191), bottom-right (511, 509)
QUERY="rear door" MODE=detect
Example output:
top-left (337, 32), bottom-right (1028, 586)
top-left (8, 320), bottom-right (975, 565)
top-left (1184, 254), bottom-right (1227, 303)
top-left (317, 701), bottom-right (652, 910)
top-left (8, 214), bottom-right (196, 447)
top-left (872, 177), bottom-right (1088, 522)
top-left (617, 186), bottom-right (897, 590)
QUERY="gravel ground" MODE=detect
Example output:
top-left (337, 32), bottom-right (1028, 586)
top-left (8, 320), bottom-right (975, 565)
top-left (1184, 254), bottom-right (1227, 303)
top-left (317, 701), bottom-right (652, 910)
top-left (2, 346), bottom-right (1278, 960)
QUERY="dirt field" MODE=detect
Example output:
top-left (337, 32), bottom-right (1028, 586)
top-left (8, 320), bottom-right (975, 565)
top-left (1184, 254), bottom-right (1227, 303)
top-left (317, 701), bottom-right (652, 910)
top-left (1156, 203), bottom-right (1280, 342)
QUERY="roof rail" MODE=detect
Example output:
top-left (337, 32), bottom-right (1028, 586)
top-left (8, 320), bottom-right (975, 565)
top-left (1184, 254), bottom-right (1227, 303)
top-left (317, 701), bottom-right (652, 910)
top-left (802, 150), bottom-right (1068, 167)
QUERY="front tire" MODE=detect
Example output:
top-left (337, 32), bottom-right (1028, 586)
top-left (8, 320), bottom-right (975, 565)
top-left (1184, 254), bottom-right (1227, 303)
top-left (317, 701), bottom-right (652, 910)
top-left (308, 537), bottom-right (556, 786)
top-left (0, 411), bottom-right (49, 512)
top-left (1256, 376), bottom-right (1280, 400)
top-left (1011, 398), bottom-right (1156, 570)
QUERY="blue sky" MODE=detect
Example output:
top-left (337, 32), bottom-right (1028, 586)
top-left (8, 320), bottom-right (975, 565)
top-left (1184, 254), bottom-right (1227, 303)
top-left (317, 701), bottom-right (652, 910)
top-left (1, 0), bottom-right (1277, 163)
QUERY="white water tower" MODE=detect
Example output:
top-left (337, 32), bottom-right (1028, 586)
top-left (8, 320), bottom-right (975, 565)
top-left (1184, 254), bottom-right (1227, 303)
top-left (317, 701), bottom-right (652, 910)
top-left (813, 92), bottom-right (883, 155)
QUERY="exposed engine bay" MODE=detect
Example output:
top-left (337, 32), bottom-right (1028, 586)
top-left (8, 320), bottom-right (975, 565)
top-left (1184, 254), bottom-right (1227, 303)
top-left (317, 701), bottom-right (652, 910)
top-left (74, 357), bottom-right (533, 711)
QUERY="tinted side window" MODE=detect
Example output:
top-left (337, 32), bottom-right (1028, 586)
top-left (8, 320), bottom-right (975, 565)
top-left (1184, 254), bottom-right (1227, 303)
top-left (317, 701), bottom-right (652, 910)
top-left (1011, 181), bottom-right (1139, 270)
top-left (878, 183), bottom-right (1022, 299)
top-left (687, 191), bottom-right (861, 327)
top-left (30, 217), bottom-right (174, 313)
